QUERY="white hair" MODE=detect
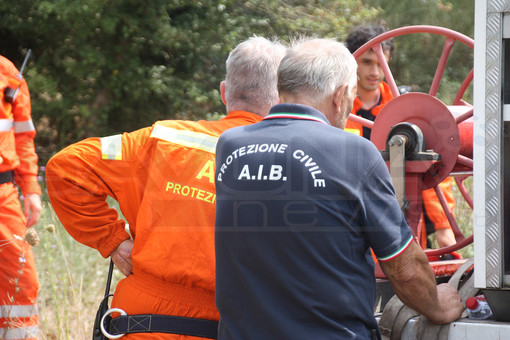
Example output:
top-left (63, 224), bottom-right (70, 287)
top-left (277, 38), bottom-right (357, 106)
top-left (224, 36), bottom-right (287, 116)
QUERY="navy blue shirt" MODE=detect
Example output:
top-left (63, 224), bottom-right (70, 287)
top-left (214, 104), bottom-right (413, 340)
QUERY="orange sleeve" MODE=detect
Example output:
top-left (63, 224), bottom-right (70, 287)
top-left (46, 128), bottom-right (152, 257)
top-left (422, 177), bottom-right (456, 230)
top-left (3, 57), bottom-right (41, 195)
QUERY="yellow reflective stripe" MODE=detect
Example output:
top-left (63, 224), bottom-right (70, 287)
top-left (150, 124), bottom-right (218, 154)
top-left (344, 128), bottom-right (360, 136)
top-left (0, 119), bottom-right (13, 132)
top-left (1, 326), bottom-right (38, 339)
top-left (13, 119), bottom-right (35, 133)
top-left (100, 134), bottom-right (123, 160)
top-left (0, 304), bottom-right (38, 318)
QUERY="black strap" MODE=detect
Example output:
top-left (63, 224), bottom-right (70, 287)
top-left (109, 314), bottom-right (218, 339)
top-left (0, 171), bottom-right (14, 184)
top-left (93, 260), bottom-right (115, 340)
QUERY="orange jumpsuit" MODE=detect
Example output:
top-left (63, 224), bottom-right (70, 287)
top-left (0, 55), bottom-right (40, 340)
top-left (345, 82), bottom-right (393, 136)
top-left (345, 82), bottom-right (456, 248)
top-left (46, 111), bottom-right (262, 339)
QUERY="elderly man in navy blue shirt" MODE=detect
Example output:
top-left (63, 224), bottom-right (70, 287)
top-left (214, 38), bottom-right (464, 340)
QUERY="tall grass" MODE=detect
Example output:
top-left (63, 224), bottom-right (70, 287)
top-left (453, 177), bottom-right (474, 258)
top-left (31, 177), bottom-right (474, 339)
top-left (33, 201), bottom-right (123, 339)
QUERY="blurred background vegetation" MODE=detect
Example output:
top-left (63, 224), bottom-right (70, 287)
top-left (0, 0), bottom-right (474, 166)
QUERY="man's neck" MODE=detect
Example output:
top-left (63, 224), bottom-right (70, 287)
top-left (357, 87), bottom-right (381, 110)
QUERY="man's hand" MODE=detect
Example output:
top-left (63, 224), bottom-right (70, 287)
top-left (430, 283), bottom-right (464, 324)
top-left (111, 239), bottom-right (133, 276)
top-left (24, 193), bottom-right (42, 227)
top-left (380, 241), bottom-right (463, 324)
top-left (436, 228), bottom-right (456, 248)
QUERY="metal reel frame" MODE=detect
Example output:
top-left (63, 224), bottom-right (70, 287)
top-left (349, 25), bottom-right (474, 257)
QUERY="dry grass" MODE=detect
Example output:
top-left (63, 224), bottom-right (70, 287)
top-left (33, 202), bottom-right (123, 340)
top-left (453, 177), bottom-right (474, 258)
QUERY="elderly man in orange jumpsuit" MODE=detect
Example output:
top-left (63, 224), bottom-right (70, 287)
top-left (345, 25), bottom-right (457, 250)
top-left (0, 54), bottom-right (42, 340)
top-left (46, 36), bottom-right (286, 339)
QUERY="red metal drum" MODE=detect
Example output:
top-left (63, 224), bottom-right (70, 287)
top-left (353, 25), bottom-right (475, 258)
top-left (370, 92), bottom-right (463, 189)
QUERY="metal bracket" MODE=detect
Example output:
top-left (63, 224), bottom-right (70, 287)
top-left (388, 134), bottom-right (407, 213)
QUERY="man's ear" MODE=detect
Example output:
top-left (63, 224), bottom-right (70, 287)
top-left (220, 81), bottom-right (227, 105)
top-left (333, 84), bottom-right (347, 112)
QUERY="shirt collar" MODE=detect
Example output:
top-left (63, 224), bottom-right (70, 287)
top-left (223, 110), bottom-right (264, 123)
top-left (265, 104), bottom-right (330, 126)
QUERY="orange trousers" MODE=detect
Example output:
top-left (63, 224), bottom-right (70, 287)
top-left (109, 273), bottom-right (219, 339)
top-left (0, 183), bottom-right (39, 340)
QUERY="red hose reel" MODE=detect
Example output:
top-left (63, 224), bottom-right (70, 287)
top-left (350, 26), bottom-right (474, 261)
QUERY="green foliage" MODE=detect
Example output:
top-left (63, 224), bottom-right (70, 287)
top-left (0, 1), bottom-right (475, 165)
top-left (364, 0), bottom-right (474, 104)
top-left (0, 0), bottom-right (380, 164)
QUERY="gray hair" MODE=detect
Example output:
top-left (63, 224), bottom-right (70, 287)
top-left (277, 38), bottom-right (357, 106)
top-left (225, 36), bottom-right (287, 116)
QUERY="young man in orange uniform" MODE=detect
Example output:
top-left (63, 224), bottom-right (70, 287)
top-left (0, 54), bottom-right (42, 340)
top-left (345, 25), bottom-right (457, 249)
top-left (46, 37), bottom-right (286, 339)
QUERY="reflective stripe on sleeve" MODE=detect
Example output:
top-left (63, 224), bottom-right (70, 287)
top-left (377, 235), bottom-right (414, 262)
top-left (0, 119), bottom-right (13, 132)
top-left (13, 119), bottom-right (35, 133)
top-left (150, 124), bottom-right (218, 154)
top-left (100, 134), bottom-right (123, 160)
top-left (0, 326), bottom-right (38, 340)
top-left (0, 304), bottom-right (38, 318)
